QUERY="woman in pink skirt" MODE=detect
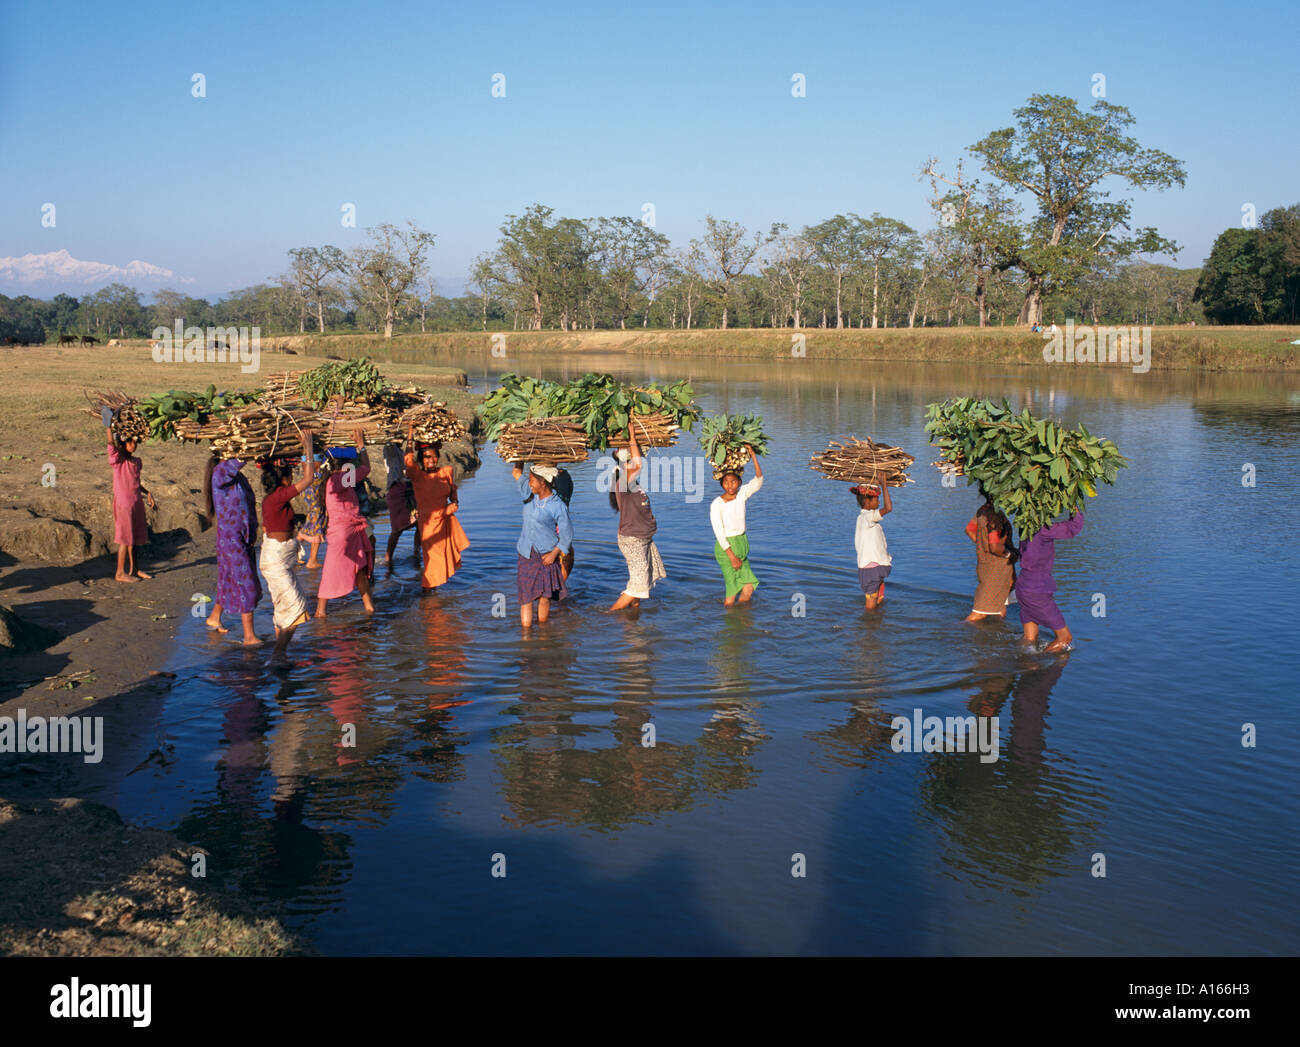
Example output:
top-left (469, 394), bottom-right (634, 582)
top-left (316, 429), bottom-right (376, 618)
top-left (105, 416), bottom-right (155, 582)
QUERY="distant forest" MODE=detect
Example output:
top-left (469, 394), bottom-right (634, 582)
top-left (3, 95), bottom-right (1297, 344)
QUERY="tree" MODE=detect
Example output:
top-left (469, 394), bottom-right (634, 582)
top-left (350, 222), bottom-right (436, 337)
top-left (856, 214), bottom-right (917, 328)
top-left (970, 94), bottom-right (1186, 325)
top-left (695, 215), bottom-right (781, 329)
top-left (592, 216), bottom-right (670, 330)
top-left (1194, 229), bottom-right (1279, 323)
top-left (288, 246), bottom-right (347, 333)
top-left (803, 215), bottom-right (862, 328)
top-left (768, 232), bottom-right (816, 329)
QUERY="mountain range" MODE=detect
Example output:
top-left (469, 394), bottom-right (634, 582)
top-left (0, 250), bottom-right (195, 297)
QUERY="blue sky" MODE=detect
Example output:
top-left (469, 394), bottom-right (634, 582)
top-left (1, 0), bottom-right (1296, 297)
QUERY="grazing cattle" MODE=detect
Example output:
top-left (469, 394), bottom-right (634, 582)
top-left (108, 338), bottom-right (121, 347)
top-left (284, 348), bottom-right (298, 355)
top-left (81, 335), bottom-right (97, 346)
top-left (58, 334), bottom-right (77, 346)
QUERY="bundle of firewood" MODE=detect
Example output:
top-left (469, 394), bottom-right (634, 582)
top-left (810, 436), bottom-right (915, 487)
top-left (495, 418), bottom-right (589, 464)
top-left (261, 370), bottom-right (310, 406)
top-left (606, 411), bottom-right (682, 449)
top-left (83, 390), bottom-right (149, 442)
top-left (398, 400), bottom-right (469, 444)
top-left (712, 446), bottom-right (752, 480)
top-left (210, 407), bottom-right (322, 460)
top-left (172, 417), bottom-right (228, 442)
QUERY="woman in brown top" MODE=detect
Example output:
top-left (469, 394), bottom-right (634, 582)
top-left (965, 501), bottom-right (1017, 621)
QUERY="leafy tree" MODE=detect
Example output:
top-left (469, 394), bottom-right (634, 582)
top-left (350, 222), bottom-right (436, 337)
top-left (695, 215), bottom-right (781, 329)
top-left (970, 94), bottom-right (1186, 325)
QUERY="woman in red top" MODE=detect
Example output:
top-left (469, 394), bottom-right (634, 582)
top-left (259, 431), bottom-right (316, 655)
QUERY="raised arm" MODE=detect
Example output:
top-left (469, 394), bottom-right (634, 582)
top-left (876, 472), bottom-right (893, 517)
top-left (1040, 510), bottom-right (1084, 541)
top-left (626, 427), bottom-right (643, 484)
top-left (747, 444), bottom-right (762, 480)
top-left (292, 432), bottom-right (316, 494)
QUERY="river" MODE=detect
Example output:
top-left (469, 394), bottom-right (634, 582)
top-left (72, 354), bottom-right (1300, 954)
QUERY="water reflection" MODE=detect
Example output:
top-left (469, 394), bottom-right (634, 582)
top-left (919, 657), bottom-right (1104, 894)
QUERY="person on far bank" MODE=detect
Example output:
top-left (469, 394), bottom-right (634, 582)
top-left (852, 472), bottom-right (892, 610)
top-left (1015, 509), bottom-right (1083, 653)
top-left (709, 444), bottom-right (762, 606)
top-left (513, 461), bottom-right (573, 627)
top-left (104, 411), bottom-right (155, 582)
top-left (608, 427), bottom-right (666, 612)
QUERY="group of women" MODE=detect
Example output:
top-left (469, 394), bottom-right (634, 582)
top-left (104, 421), bottom-right (1082, 652)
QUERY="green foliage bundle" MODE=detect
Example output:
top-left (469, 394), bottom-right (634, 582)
top-left (697, 413), bottom-right (769, 468)
top-left (925, 397), bottom-right (1126, 538)
top-left (479, 372), bottom-right (698, 449)
top-left (136, 385), bottom-right (260, 440)
top-left (296, 357), bottom-right (386, 409)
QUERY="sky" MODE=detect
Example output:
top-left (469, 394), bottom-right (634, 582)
top-left (1, 0), bottom-right (1296, 298)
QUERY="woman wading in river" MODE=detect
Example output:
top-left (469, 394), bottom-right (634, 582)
top-left (513, 461), bottom-right (573, 627)
top-left (608, 427), bottom-right (666, 612)
top-left (709, 444), bottom-right (763, 606)
top-left (404, 420), bottom-right (470, 591)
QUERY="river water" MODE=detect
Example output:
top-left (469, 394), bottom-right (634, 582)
top-left (73, 355), bottom-right (1300, 955)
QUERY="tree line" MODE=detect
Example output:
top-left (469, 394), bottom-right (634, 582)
top-left (3, 95), bottom-right (1293, 344)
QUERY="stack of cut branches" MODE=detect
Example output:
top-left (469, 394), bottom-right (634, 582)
top-left (810, 436), bottom-right (915, 487)
top-left (495, 417), bottom-right (589, 464)
top-left (398, 400), bottom-right (469, 444)
top-left (209, 406), bottom-right (321, 460)
top-left (606, 410), bottom-right (683, 449)
top-left (83, 390), bottom-right (149, 442)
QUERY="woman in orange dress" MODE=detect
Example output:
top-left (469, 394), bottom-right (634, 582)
top-left (404, 421), bottom-right (470, 590)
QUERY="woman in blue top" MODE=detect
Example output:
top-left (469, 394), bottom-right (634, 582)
top-left (512, 461), bottom-right (574, 627)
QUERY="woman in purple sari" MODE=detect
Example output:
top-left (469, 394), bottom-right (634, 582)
top-left (203, 454), bottom-right (263, 645)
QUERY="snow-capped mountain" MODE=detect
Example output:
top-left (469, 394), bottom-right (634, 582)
top-left (0, 250), bottom-right (195, 295)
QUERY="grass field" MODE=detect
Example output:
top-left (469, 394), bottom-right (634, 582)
top-left (195, 325), bottom-right (1300, 372)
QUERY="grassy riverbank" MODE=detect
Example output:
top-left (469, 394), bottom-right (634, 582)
top-left (239, 325), bottom-right (1300, 372)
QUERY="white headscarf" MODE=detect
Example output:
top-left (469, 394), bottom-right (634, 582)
top-left (529, 464), bottom-right (559, 484)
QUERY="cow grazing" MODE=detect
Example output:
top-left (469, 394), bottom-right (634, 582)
top-left (58, 334), bottom-right (77, 346)
top-left (80, 335), bottom-right (97, 346)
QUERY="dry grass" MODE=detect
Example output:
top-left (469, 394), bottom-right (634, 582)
top-left (204, 325), bottom-right (1300, 372)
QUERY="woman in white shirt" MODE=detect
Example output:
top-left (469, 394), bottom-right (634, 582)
top-left (709, 445), bottom-right (763, 606)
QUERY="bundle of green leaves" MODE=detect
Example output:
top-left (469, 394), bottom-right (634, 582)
top-left (479, 372), bottom-right (698, 449)
top-left (698, 413), bottom-right (769, 467)
top-left (925, 397), bottom-right (1126, 538)
top-left (137, 385), bottom-right (261, 440)
top-left (296, 357), bottom-right (386, 409)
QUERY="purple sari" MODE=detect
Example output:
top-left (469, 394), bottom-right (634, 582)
top-left (212, 459), bottom-right (262, 613)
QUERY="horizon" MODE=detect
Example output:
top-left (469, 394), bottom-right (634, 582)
top-left (2, 0), bottom-right (1297, 299)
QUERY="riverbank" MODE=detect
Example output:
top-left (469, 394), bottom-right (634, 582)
top-left (0, 345), bottom-right (479, 565)
top-left (229, 325), bottom-right (1300, 372)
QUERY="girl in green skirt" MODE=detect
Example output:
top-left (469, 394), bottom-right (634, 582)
top-left (709, 444), bottom-right (763, 605)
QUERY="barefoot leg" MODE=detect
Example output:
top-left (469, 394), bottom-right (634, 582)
top-left (358, 569), bottom-right (375, 613)
top-left (240, 612), bottom-right (260, 645)
top-left (537, 596), bottom-right (550, 623)
top-left (520, 601), bottom-right (533, 628)
top-left (206, 602), bottom-right (227, 631)
top-left (1023, 621), bottom-right (1039, 645)
top-left (738, 583), bottom-right (754, 603)
top-left (1044, 625), bottom-right (1073, 652)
